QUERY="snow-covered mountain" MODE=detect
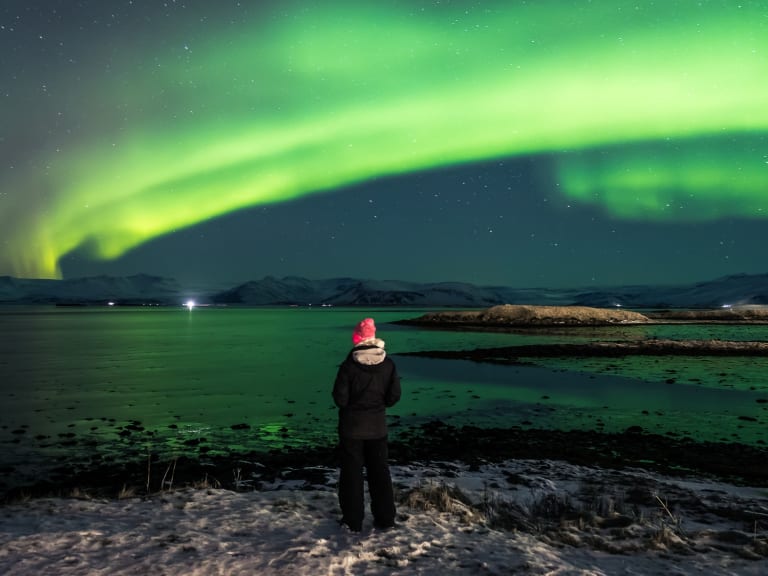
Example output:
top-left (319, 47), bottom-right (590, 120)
top-left (571, 273), bottom-right (768, 309)
top-left (210, 276), bottom-right (580, 307)
top-left (0, 274), bottom-right (182, 305)
top-left (212, 273), bottom-right (768, 308)
top-left (0, 272), bottom-right (766, 308)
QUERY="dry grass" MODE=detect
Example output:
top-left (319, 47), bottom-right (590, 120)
top-left (398, 480), bottom-right (768, 557)
top-left (400, 481), bottom-right (485, 524)
top-left (117, 485), bottom-right (137, 500)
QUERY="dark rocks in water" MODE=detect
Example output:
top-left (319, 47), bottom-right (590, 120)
top-left (400, 339), bottom-right (768, 362)
top-left (183, 438), bottom-right (205, 446)
top-left (231, 423), bottom-right (251, 430)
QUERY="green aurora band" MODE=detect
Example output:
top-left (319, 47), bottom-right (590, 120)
top-left (2, 0), bottom-right (767, 278)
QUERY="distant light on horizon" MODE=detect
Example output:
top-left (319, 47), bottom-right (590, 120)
top-left (185, 300), bottom-right (196, 311)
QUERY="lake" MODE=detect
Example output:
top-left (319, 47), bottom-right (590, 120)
top-left (1, 306), bottom-right (767, 491)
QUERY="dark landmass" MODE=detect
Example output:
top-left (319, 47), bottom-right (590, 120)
top-left (398, 304), bottom-right (768, 329)
top-left (2, 271), bottom-right (768, 308)
top-left (0, 274), bottom-right (183, 306)
top-left (400, 339), bottom-right (768, 362)
top-left (398, 304), bottom-right (652, 327)
top-left (395, 305), bottom-right (768, 362)
top-left (648, 307), bottom-right (768, 322)
top-left (3, 422), bottom-right (767, 503)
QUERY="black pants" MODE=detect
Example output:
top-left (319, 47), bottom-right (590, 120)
top-left (338, 436), bottom-right (395, 531)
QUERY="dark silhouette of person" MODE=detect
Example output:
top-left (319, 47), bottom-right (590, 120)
top-left (332, 318), bottom-right (402, 532)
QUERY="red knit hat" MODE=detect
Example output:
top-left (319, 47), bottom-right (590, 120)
top-left (352, 318), bottom-right (376, 344)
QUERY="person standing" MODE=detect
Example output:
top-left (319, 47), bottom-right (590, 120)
top-left (332, 317), bottom-right (402, 532)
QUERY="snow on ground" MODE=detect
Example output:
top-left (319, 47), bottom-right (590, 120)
top-left (1, 459), bottom-right (767, 575)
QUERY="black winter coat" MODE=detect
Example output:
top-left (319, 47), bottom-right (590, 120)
top-left (332, 344), bottom-right (401, 439)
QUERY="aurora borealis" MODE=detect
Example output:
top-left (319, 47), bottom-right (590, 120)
top-left (1, 1), bottom-right (767, 286)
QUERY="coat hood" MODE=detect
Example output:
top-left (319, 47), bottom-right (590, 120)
top-left (352, 338), bottom-right (387, 366)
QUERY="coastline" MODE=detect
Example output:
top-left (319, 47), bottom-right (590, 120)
top-left (3, 300), bottom-right (767, 573)
top-left (4, 303), bottom-right (767, 501)
top-left (4, 420), bottom-right (767, 503)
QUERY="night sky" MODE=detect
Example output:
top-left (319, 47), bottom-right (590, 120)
top-left (1, 0), bottom-right (767, 289)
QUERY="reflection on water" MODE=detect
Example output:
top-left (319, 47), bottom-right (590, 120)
top-left (1, 306), bottom-right (766, 488)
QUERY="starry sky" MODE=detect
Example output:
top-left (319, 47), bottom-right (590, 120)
top-left (1, 0), bottom-right (767, 289)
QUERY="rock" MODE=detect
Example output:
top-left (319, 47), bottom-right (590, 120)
top-left (401, 304), bottom-right (650, 327)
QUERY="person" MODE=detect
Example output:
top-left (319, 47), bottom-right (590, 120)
top-left (332, 317), bottom-right (402, 532)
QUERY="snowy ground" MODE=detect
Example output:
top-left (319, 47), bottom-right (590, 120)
top-left (1, 459), bottom-right (767, 575)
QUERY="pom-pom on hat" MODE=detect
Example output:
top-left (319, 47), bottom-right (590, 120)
top-left (352, 318), bottom-right (376, 345)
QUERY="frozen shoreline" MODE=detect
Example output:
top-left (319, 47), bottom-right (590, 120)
top-left (1, 458), bottom-right (767, 575)
top-left (5, 421), bottom-right (768, 504)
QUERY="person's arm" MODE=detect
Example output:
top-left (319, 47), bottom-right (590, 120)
top-left (384, 363), bottom-right (401, 407)
top-left (332, 363), bottom-right (350, 408)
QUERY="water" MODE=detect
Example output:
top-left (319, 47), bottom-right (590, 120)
top-left (1, 306), bottom-right (767, 489)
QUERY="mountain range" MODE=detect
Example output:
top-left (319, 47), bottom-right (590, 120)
top-left (1, 272), bottom-right (767, 309)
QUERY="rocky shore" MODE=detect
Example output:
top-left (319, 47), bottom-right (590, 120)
top-left (400, 338), bottom-right (768, 362)
top-left (397, 304), bottom-right (768, 329)
top-left (4, 420), bottom-right (767, 503)
top-left (398, 304), bottom-right (652, 327)
top-left (390, 421), bottom-right (768, 486)
top-left (396, 303), bottom-right (768, 359)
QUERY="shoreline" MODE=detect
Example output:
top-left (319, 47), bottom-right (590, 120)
top-left (3, 304), bottom-right (766, 503)
top-left (4, 421), bottom-right (767, 502)
top-left (3, 455), bottom-right (767, 575)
